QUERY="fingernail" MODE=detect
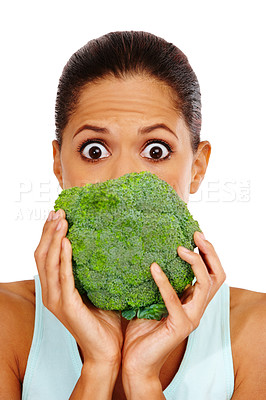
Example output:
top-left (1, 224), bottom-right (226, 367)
top-left (47, 211), bottom-right (53, 221)
top-left (53, 210), bottom-right (60, 220)
top-left (198, 232), bottom-right (206, 240)
top-left (152, 263), bottom-right (161, 273)
top-left (56, 221), bottom-right (62, 231)
top-left (178, 246), bottom-right (190, 254)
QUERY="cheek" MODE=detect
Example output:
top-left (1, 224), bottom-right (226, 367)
top-left (62, 158), bottom-right (103, 188)
top-left (166, 163), bottom-right (192, 202)
top-left (171, 177), bottom-right (191, 202)
top-left (60, 148), bottom-right (85, 188)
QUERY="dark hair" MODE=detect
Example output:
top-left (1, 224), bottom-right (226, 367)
top-left (55, 31), bottom-right (201, 153)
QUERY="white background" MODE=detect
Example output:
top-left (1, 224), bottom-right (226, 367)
top-left (0, 0), bottom-right (265, 293)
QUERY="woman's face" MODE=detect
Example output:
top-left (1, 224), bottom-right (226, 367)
top-left (53, 75), bottom-right (211, 203)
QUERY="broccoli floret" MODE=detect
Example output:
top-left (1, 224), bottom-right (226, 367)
top-left (54, 171), bottom-right (201, 320)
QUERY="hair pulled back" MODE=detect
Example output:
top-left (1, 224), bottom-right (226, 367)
top-left (55, 31), bottom-right (201, 153)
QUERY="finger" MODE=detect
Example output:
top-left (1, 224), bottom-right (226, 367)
top-left (177, 244), bottom-right (210, 288)
top-left (177, 246), bottom-right (212, 323)
top-left (60, 238), bottom-right (105, 333)
top-left (179, 284), bottom-right (194, 305)
top-left (34, 209), bottom-right (65, 296)
top-left (45, 217), bottom-right (68, 305)
top-left (150, 263), bottom-right (184, 319)
top-left (41, 209), bottom-right (66, 235)
top-left (60, 237), bottom-right (76, 304)
top-left (193, 231), bottom-right (226, 288)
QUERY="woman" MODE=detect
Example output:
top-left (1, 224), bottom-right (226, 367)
top-left (1, 31), bottom-right (265, 400)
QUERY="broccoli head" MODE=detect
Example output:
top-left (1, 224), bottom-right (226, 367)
top-left (54, 171), bottom-right (201, 320)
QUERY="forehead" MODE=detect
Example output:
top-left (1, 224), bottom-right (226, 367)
top-left (67, 75), bottom-right (181, 127)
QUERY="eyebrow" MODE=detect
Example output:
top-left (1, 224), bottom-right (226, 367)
top-left (72, 123), bottom-right (178, 139)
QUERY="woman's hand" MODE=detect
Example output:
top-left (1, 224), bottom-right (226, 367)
top-left (122, 231), bottom-right (226, 396)
top-left (34, 209), bottom-right (123, 370)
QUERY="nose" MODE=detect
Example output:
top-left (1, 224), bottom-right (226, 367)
top-left (106, 153), bottom-right (147, 181)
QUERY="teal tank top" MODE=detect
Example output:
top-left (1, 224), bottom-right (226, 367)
top-left (22, 276), bottom-right (234, 399)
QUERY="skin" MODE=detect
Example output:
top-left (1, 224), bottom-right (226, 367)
top-left (0, 75), bottom-right (265, 400)
top-left (53, 75), bottom-right (208, 198)
top-left (52, 75), bottom-right (217, 397)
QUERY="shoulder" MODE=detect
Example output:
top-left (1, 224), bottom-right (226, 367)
top-left (230, 286), bottom-right (266, 398)
top-left (0, 279), bottom-right (35, 388)
top-left (0, 279), bottom-right (36, 332)
top-left (0, 278), bottom-right (35, 303)
top-left (230, 286), bottom-right (266, 336)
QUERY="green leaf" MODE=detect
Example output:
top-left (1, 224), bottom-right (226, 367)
top-left (122, 309), bottom-right (137, 320)
top-left (137, 303), bottom-right (168, 320)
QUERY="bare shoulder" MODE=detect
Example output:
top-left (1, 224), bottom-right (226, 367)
top-left (230, 286), bottom-right (266, 339)
top-left (0, 279), bottom-right (35, 397)
top-left (230, 285), bottom-right (266, 307)
top-left (230, 286), bottom-right (266, 398)
top-left (0, 278), bottom-right (36, 302)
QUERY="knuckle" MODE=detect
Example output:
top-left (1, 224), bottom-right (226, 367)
top-left (47, 261), bottom-right (60, 272)
top-left (34, 247), bottom-right (47, 262)
top-left (34, 249), bottom-right (38, 260)
top-left (222, 269), bottom-right (226, 280)
top-left (60, 271), bottom-right (71, 282)
top-left (195, 252), bottom-right (202, 260)
top-left (204, 239), bottom-right (214, 250)
top-left (192, 318), bottom-right (200, 331)
top-left (222, 269), bottom-right (226, 281)
top-left (168, 291), bottom-right (178, 304)
top-left (185, 316), bottom-right (200, 333)
top-left (219, 270), bottom-right (227, 285)
top-left (36, 249), bottom-right (46, 262)
top-left (190, 252), bottom-right (201, 263)
top-left (200, 275), bottom-right (213, 292)
top-left (196, 252), bottom-right (202, 261)
top-left (213, 268), bottom-right (226, 287)
top-left (184, 319), bottom-right (196, 335)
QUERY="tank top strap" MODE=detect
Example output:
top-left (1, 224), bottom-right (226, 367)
top-left (22, 275), bottom-right (44, 399)
top-left (22, 275), bottom-right (82, 400)
top-left (163, 283), bottom-right (234, 399)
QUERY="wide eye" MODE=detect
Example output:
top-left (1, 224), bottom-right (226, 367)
top-left (78, 139), bottom-right (173, 163)
top-left (81, 142), bottom-right (110, 161)
top-left (141, 141), bottom-right (172, 161)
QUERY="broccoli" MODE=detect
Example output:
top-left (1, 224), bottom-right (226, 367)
top-left (54, 171), bottom-right (201, 320)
